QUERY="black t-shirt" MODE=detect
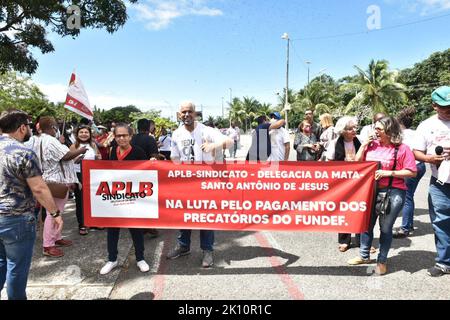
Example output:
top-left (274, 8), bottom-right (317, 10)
top-left (110, 145), bottom-right (147, 161)
top-left (131, 133), bottom-right (158, 160)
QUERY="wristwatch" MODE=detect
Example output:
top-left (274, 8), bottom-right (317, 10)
top-left (50, 210), bottom-right (61, 218)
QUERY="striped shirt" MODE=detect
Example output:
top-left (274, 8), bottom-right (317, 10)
top-left (33, 134), bottom-right (78, 184)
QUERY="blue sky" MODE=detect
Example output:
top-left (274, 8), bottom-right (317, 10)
top-left (31, 0), bottom-right (450, 121)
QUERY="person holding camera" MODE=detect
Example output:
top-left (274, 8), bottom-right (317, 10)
top-left (347, 116), bottom-right (416, 275)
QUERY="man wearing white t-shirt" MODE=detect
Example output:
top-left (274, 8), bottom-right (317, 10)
top-left (413, 86), bottom-right (450, 277)
top-left (268, 112), bottom-right (290, 161)
top-left (168, 101), bottom-right (233, 268)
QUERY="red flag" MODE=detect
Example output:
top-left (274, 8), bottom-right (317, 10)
top-left (64, 72), bottom-right (93, 120)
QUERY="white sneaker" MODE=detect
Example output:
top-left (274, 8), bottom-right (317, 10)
top-left (137, 260), bottom-right (150, 273)
top-left (100, 261), bottom-right (118, 275)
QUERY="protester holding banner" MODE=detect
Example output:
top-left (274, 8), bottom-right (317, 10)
top-left (36, 116), bottom-right (85, 258)
top-left (100, 123), bottom-right (150, 275)
top-left (168, 101), bottom-right (233, 268)
top-left (325, 116), bottom-right (362, 252)
top-left (413, 86), bottom-right (450, 277)
top-left (70, 125), bottom-right (101, 236)
top-left (348, 116), bottom-right (417, 275)
top-left (0, 110), bottom-right (63, 300)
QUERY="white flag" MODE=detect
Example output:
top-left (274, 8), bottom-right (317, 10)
top-left (64, 72), bottom-right (93, 120)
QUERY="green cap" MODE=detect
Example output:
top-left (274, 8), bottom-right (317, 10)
top-left (431, 86), bottom-right (450, 107)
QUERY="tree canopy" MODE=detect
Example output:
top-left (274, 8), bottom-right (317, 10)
top-left (0, 0), bottom-right (137, 74)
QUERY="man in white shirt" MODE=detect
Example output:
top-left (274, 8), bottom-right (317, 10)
top-left (268, 112), bottom-right (290, 161)
top-left (413, 86), bottom-right (450, 277)
top-left (168, 101), bottom-right (233, 268)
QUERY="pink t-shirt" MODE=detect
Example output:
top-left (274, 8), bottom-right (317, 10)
top-left (364, 141), bottom-right (417, 190)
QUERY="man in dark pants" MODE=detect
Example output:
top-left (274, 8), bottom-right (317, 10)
top-left (0, 110), bottom-right (63, 299)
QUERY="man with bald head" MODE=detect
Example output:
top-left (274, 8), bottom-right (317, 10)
top-left (359, 112), bottom-right (386, 142)
top-left (168, 101), bottom-right (233, 268)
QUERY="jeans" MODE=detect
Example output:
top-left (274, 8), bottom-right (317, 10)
top-left (400, 162), bottom-right (426, 232)
top-left (428, 177), bottom-right (450, 269)
top-left (107, 228), bottom-right (145, 262)
top-left (360, 188), bottom-right (406, 264)
top-left (0, 214), bottom-right (36, 300)
top-left (178, 230), bottom-right (214, 251)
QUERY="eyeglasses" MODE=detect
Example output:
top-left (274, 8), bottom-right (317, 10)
top-left (374, 127), bottom-right (384, 131)
top-left (115, 134), bottom-right (129, 138)
top-left (345, 127), bottom-right (358, 131)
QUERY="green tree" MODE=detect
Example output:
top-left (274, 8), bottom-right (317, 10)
top-left (228, 97), bottom-right (245, 131)
top-left (101, 105), bottom-right (141, 123)
top-left (0, 0), bottom-right (138, 74)
top-left (241, 96), bottom-right (260, 132)
top-left (0, 70), bottom-right (63, 118)
top-left (342, 60), bottom-right (407, 121)
top-left (399, 49), bottom-right (450, 126)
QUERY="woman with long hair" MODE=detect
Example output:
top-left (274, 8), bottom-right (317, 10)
top-left (347, 116), bottom-right (417, 275)
top-left (69, 125), bottom-right (101, 235)
top-left (294, 120), bottom-right (319, 161)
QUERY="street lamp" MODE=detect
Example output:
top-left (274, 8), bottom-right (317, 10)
top-left (306, 61), bottom-right (311, 85)
top-left (281, 32), bottom-right (290, 130)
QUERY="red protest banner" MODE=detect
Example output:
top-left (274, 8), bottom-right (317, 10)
top-left (82, 161), bottom-right (378, 233)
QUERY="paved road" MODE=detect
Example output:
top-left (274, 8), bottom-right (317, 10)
top-left (4, 134), bottom-right (449, 300)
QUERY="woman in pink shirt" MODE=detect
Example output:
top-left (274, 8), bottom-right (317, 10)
top-left (347, 116), bottom-right (417, 275)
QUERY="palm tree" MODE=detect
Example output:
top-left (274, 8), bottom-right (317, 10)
top-left (259, 103), bottom-right (273, 117)
top-left (228, 97), bottom-right (245, 130)
top-left (241, 96), bottom-right (260, 132)
top-left (342, 59), bottom-right (407, 119)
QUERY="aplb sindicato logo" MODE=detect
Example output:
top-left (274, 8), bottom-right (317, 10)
top-left (90, 170), bottom-right (159, 219)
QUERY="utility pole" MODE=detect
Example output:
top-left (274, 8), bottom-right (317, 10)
top-left (306, 61), bottom-right (311, 85)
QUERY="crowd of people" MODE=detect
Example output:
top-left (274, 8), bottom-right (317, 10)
top-left (0, 86), bottom-right (449, 300)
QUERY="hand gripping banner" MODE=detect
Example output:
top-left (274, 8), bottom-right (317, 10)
top-left (82, 161), bottom-right (378, 232)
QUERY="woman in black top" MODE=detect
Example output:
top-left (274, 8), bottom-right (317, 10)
top-left (325, 116), bottom-right (363, 252)
top-left (99, 123), bottom-right (149, 275)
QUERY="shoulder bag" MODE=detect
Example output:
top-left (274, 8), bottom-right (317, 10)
top-left (375, 146), bottom-right (399, 216)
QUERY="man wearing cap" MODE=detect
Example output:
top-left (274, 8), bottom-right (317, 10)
top-left (413, 86), bottom-right (450, 277)
top-left (268, 112), bottom-right (290, 161)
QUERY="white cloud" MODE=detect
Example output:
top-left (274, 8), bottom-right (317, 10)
top-left (132, 0), bottom-right (223, 30)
